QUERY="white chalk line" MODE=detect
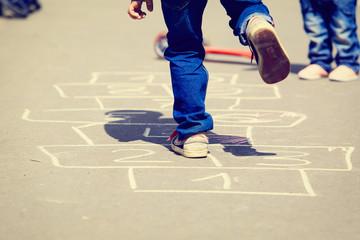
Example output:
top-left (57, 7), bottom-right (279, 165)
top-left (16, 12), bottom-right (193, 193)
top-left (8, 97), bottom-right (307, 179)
top-left (94, 97), bottom-right (104, 109)
top-left (246, 126), bottom-right (254, 144)
top-left (38, 143), bottom-right (355, 149)
top-left (112, 149), bottom-right (172, 163)
top-left (192, 173), bottom-right (231, 190)
top-left (133, 190), bottom-right (314, 197)
top-left (161, 84), bottom-right (173, 97)
top-left (71, 125), bottom-right (95, 146)
top-left (207, 154), bottom-right (223, 167)
top-left (70, 96), bottom-right (281, 100)
top-left (38, 146), bottom-right (63, 168)
top-left (53, 84), bottom-right (68, 98)
top-left (299, 169), bottom-right (316, 196)
top-left (36, 148), bottom-right (354, 172)
top-left (22, 108), bottom-right (305, 128)
top-left (36, 198), bottom-right (78, 204)
top-left (228, 98), bottom-right (241, 110)
top-left (230, 74), bottom-right (239, 85)
top-left (344, 146), bottom-right (354, 171)
top-left (128, 168), bottom-right (137, 189)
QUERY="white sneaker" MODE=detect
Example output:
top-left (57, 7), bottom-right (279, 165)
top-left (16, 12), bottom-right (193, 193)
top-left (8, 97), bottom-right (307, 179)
top-left (329, 65), bottom-right (358, 82)
top-left (298, 64), bottom-right (328, 80)
top-left (168, 131), bottom-right (208, 158)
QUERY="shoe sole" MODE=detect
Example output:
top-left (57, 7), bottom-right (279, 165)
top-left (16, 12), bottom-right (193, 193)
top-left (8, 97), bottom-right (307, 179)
top-left (299, 75), bottom-right (328, 80)
top-left (329, 77), bottom-right (358, 82)
top-left (171, 143), bottom-right (208, 158)
top-left (251, 28), bottom-right (290, 84)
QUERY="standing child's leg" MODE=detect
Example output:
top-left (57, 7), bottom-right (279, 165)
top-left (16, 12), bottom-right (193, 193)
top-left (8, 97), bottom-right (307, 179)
top-left (298, 0), bottom-right (332, 80)
top-left (328, 0), bottom-right (360, 82)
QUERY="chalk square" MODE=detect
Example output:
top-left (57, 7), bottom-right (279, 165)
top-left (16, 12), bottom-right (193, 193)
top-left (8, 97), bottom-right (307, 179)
top-left (207, 84), bottom-right (279, 99)
top-left (99, 98), bottom-right (173, 110)
top-left (211, 110), bottom-right (306, 127)
top-left (92, 72), bottom-right (170, 84)
top-left (40, 145), bottom-right (220, 168)
top-left (54, 83), bottom-right (172, 98)
top-left (209, 145), bottom-right (354, 171)
top-left (132, 168), bottom-right (313, 196)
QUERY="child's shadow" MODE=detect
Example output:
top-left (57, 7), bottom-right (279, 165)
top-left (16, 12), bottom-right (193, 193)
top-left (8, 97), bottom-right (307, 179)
top-left (104, 110), bottom-right (275, 157)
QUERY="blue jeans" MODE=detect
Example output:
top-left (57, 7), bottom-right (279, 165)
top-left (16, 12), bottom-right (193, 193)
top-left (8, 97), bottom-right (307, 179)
top-left (161, 0), bottom-right (272, 140)
top-left (300, 0), bottom-right (360, 73)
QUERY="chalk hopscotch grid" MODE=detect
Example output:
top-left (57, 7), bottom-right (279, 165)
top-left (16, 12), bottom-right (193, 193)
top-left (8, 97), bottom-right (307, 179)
top-left (22, 71), bottom-right (355, 197)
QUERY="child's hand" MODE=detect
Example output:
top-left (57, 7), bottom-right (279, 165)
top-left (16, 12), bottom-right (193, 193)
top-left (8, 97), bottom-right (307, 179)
top-left (128, 0), bottom-right (153, 20)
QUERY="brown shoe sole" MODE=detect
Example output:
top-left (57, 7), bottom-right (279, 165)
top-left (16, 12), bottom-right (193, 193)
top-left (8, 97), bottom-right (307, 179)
top-left (251, 29), bottom-right (290, 84)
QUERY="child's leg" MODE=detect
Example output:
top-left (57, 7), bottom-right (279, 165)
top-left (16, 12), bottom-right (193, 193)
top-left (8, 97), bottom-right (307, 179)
top-left (300, 0), bottom-right (333, 72)
top-left (330, 0), bottom-right (360, 74)
top-left (220, 0), bottom-right (272, 45)
top-left (161, 0), bottom-right (213, 140)
top-left (220, 0), bottom-right (290, 84)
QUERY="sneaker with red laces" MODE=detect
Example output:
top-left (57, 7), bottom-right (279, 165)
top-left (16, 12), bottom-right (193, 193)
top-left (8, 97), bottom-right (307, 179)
top-left (329, 65), bottom-right (358, 82)
top-left (168, 131), bottom-right (209, 158)
top-left (298, 64), bottom-right (329, 80)
top-left (246, 17), bottom-right (290, 84)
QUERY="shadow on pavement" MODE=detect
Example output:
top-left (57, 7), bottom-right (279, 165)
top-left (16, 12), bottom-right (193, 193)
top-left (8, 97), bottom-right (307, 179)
top-left (290, 63), bottom-right (308, 74)
top-left (0, 0), bottom-right (41, 18)
top-left (104, 110), bottom-right (276, 157)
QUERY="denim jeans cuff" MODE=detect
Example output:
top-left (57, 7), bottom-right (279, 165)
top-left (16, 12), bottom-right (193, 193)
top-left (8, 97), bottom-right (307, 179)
top-left (237, 13), bottom-right (273, 45)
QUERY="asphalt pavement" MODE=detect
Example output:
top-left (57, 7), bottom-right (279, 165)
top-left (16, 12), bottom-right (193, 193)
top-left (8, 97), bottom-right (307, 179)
top-left (1, 0), bottom-right (360, 239)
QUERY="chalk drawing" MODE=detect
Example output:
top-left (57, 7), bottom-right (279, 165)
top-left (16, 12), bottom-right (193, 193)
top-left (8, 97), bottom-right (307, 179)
top-left (192, 173), bottom-right (232, 190)
top-left (23, 71), bottom-right (354, 197)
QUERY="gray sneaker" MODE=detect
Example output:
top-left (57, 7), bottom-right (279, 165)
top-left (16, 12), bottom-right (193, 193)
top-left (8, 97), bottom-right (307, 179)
top-left (168, 131), bottom-right (209, 158)
top-left (247, 17), bottom-right (290, 84)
